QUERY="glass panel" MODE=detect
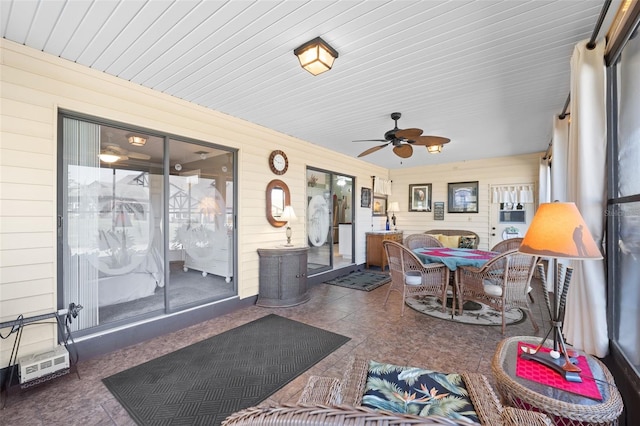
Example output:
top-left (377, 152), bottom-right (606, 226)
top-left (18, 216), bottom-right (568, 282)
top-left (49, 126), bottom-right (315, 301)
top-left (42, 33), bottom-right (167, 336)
top-left (334, 175), bottom-right (354, 267)
top-left (168, 141), bottom-right (234, 309)
top-left (618, 32), bottom-right (640, 197)
top-left (307, 169), bottom-right (332, 273)
top-left (63, 120), bottom-right (164, 329)
top-left (612, 31), bottom-right (640, 377)
top-left (613, 202), bottom-right (640, 372)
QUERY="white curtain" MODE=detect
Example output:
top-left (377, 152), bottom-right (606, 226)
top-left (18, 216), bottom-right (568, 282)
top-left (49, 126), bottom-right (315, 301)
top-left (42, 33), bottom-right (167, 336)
top-left (563, 39), bottom-right (609, 357)
top-left (373, 176), bottom-right (392, 195)
top-left (551, 116), bottom-right (569, 202)
top-left (538, 157), bottom-right (551, 206)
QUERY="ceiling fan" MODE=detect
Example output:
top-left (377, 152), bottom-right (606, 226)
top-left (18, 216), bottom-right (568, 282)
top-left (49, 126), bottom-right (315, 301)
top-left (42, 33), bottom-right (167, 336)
top-left (354, 112), bottom-right (450, 158)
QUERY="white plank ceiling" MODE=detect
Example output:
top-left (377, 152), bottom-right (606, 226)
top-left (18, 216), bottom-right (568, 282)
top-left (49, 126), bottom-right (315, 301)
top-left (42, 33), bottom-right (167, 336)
top-left (1, 0), bottom-right (620, 168)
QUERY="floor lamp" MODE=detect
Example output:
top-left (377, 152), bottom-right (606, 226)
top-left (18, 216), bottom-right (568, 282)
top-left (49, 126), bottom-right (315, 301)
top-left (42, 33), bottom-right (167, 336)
top-left (518, 202), bottom-right (602, 382)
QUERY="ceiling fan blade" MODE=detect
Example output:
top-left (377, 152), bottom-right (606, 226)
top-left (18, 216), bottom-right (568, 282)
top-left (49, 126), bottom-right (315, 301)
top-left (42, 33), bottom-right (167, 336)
top-left (358, 144), bottom-right (388, 157)
top-left (393, 144), bottom-right (413, 158)
top-left (411, 136), bottom-right (451, 146)
top-left (353, 139), bottom-right (387, 142)
top-left (395, 128), bottom-right (423, 139)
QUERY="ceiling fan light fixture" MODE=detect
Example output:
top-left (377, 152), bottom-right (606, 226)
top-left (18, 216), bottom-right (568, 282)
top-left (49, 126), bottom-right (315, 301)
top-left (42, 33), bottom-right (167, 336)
top-left (127, 135), bottom-right (147, 146)
top-left (294, 37), bottom-right (338, 76)
top-left (99, 153), bottom-right (120, 163)
top-left (427, 145), bottom-right (443, 154)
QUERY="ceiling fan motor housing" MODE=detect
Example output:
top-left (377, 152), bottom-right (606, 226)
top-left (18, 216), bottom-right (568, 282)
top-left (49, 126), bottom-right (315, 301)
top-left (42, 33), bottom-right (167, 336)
top-left (385, 112), bottom-right (402, 141)
top-left (355, 111), bottom-right (449, 158)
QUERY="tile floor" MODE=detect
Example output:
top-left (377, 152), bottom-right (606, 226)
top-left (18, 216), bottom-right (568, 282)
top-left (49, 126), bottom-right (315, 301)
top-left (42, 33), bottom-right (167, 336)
top-left (1, 277), bottom-right (549, 425)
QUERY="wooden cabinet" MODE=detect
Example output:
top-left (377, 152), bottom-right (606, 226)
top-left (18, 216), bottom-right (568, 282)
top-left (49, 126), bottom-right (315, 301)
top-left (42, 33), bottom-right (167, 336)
top-left (257, 246), bottom-right (309, 307)
top-left (366, 231), bottom-right (403, 271)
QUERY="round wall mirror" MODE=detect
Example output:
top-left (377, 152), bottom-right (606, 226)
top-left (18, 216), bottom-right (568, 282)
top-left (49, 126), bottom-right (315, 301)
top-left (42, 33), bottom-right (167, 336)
top-left (266, 179), bottom-right (291, 227)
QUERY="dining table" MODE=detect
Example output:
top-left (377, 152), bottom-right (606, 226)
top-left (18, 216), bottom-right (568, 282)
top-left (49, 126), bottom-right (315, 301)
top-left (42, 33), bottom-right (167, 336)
top-left (412, 247), bottom-right (499, 316)
top-left (412, 247), bottom-right (498, 271)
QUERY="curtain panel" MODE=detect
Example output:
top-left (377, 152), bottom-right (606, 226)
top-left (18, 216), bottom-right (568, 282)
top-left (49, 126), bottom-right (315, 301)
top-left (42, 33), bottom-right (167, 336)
top-left (564, 39), bottom-right (609, 358)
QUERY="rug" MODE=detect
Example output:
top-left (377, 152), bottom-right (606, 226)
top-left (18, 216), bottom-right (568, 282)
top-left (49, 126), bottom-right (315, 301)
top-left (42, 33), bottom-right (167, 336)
top-left (102, 314), bottom-right (350, 425)
top-left (405, 296), bottom-right (526, 326)
top-left (324, 271), bottom-right (390, 291)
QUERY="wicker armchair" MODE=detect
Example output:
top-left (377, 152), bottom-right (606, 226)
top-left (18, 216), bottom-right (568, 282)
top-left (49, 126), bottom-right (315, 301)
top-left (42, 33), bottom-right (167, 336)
top-left (290, 356), bottom-right (551, 426)
top-left (457, 249), bottom-right (539, 334)
top-left (491, 238), bottom-right (524, 253)
top-left (382, 240), bottom-right (449, 315)
top-left (403, 233), bottom-right (443, 249)
top-left (222, 403), bottom-right (479, 425)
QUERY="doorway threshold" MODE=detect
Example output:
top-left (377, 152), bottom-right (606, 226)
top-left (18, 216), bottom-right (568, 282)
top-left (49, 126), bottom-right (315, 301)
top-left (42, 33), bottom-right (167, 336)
top-left (307, 263), bottom-right (360, 286)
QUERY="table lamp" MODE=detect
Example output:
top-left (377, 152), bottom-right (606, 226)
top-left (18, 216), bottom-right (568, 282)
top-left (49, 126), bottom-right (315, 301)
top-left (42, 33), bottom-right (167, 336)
top-left (387, 202), bottom-right (400, 230)
top-left (280, 206), bottom-right (297, 246)
top-left (518, 202), bottom-right (602, 382)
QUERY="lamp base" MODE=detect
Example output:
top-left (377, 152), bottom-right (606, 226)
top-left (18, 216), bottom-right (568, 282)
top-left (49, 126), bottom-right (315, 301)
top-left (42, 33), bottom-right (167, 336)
top-left (520, 351), bottom-right (582, 382)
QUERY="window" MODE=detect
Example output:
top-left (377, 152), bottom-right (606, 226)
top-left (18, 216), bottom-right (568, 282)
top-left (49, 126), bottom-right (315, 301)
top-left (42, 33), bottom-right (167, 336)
top-left (606, 24), bottom-right (640, 392)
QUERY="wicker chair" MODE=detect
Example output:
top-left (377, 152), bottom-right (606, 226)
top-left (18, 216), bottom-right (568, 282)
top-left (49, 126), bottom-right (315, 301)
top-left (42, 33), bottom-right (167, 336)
top-left (288, 356), bottom-right (551, 426)
top-left (403, 233), bottom-right (443, 249)
top-left (491, 238), bottom-right (524, 253)
top-left (222, 403), bottom-right (480, 425)
top-left (490, 238), bottom-right (536, 303)
top-left (223, 357), bottom-right (552, 425)
top-left (382, 240), bottom-right (449, 315)
top-left (457, 249), bottom-right (539, 334)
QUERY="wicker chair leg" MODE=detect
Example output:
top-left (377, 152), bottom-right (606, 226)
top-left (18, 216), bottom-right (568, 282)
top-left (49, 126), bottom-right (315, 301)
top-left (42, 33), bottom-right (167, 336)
top-left (383, 284), bottom-right (393, 307)
top-left (401, 288), bottom-right (406, 316)
top-left (527, 307), bottom-right (539, 332)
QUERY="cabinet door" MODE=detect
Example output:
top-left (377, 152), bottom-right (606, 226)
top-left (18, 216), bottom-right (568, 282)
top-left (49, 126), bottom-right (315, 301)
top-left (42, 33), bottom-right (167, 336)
top-left (259, 255), bottom-right (282, 299)
top-left (280, 254), bottom-right (302, 300)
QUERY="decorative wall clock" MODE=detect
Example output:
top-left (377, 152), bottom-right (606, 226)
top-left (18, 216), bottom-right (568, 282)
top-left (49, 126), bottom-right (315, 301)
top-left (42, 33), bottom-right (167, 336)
top-left (269, 150), bottom-right (288, 175)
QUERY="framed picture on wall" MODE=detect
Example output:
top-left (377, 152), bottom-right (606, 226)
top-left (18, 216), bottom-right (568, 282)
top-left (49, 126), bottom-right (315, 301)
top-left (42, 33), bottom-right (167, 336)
top-left (434, 202), bottom-right (445, 220)
top-left (448, 181), bottom-right (479, 213)
top-left (372, 195), bottom-right (387, 216)
top-left (408, 183), bottom-right (432, 212)
top-left (361, 187), bottom-right (372, 208)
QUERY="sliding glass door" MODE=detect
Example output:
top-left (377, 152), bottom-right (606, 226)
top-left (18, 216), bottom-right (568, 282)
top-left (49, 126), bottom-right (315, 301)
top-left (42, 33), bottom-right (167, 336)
top-left (306, 167), bottom-right (354, 274)
top-left (60, 114), bottom-right (236, 334)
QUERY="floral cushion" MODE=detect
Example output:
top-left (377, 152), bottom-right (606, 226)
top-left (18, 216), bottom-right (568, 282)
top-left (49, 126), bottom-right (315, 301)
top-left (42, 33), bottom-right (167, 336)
top-left (458, 236), bottom-right (476, 249)
top-left (361, 360), bottom-right (479, 424)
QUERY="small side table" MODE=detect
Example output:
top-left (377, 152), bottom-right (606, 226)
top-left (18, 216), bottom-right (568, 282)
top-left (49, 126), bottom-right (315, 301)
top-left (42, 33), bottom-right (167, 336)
top-left (492, 336), bottom-right (623, 426)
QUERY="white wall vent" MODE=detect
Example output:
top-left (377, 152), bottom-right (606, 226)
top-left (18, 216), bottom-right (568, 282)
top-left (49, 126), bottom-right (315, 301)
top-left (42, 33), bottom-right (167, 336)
top-left (18, 346), bottom-right (69, 384)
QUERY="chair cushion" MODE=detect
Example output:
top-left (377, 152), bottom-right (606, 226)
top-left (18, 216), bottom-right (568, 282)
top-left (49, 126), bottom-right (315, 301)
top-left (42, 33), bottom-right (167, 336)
top-left (405, 271), bottom-right (422, 286)
top-left (458, 236), bottom-right (476, 249)
top-left (361, 360), bottom-right (479, 424)
top-left (483, 282), bottom-right (503, 296)
top-left (438, 235), bottom-right (461, 248)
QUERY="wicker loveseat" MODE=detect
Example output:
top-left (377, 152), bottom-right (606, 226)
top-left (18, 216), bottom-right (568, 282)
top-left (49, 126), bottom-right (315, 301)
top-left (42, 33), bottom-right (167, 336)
top-left (222, 357), bottom-right (551, 426)
top-left (424, 229), bottom-right (480, 249)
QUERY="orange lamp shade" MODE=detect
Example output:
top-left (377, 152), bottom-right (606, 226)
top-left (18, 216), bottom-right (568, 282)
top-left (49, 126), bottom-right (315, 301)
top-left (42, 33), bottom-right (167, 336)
top-left (519, 202), bottom-right (602, 259)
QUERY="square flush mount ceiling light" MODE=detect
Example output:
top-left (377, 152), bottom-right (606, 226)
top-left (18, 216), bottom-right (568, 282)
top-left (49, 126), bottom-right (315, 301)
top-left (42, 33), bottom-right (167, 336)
top-left (427, 145), bottom-right (443, 154)
top-left (127, 135), bottom-right (147, 147)
top-left (294, 37), bottom-right (339, 76)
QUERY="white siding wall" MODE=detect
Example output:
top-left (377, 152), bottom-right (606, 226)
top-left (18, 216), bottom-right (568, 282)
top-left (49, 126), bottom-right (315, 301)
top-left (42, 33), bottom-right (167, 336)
top-left (389, 153), bottom-right (541, 250)
top-left (0, 39), bottom-right (388, 364)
